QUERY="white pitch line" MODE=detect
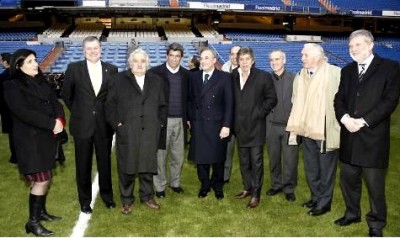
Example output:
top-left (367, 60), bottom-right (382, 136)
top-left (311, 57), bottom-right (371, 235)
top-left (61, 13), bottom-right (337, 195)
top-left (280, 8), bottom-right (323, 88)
top-left (69, 173), bottom-right (100, 237)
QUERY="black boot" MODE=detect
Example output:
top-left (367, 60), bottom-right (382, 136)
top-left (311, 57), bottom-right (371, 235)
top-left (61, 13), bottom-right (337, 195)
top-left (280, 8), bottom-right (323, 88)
top-left (25, 194), bottom-right (54, 236)
top-left (40, 194), bottom-right (61, 222)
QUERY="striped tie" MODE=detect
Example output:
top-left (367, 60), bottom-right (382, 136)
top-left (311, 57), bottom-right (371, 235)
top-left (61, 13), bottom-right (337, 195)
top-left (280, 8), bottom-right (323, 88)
top-left (358, 64), bottom-right (366, 81)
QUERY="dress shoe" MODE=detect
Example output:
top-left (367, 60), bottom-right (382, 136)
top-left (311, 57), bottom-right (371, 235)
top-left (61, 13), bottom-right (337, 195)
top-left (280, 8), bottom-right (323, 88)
top-left (234, 191), bottom-right (252, 199)
top-left (121, 204), bottom-right (132, 215)
top-left (285, 193), bottom-right (296, 202)
top-left (215, 191), bottom-right (224, 200)
top-left (104, 200), bottom-right (116, 209)
top-left (155, 191), bottom-right (165, 198)
top-left (369, 228), bottom-right (383, 237)
top-left (302, 200), bottom-right (317, 208)
top-left (144, 199), bottom-right (160, 210)
top-left (334, 216), bottom-right (361, 226)
top-left (266, 188), bottom-right (283, 196)
top-left (170, 186), bottom-right (184, 194)
top-left (198, 189), bottom-right (209, 198)
top-left (308, 207), bottom-right (331, 216)
top-left (246, 197), bottom-right (260, 208)
top-left (80, 205), bottom-right (92, 214)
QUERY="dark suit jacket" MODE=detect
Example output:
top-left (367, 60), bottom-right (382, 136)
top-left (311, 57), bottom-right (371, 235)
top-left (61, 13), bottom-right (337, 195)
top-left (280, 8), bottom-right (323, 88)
top-left (232, 66), bottom-right (277, 147)
top-left (0, 68), bottom-right (12, 133)
top-left (334, 54), bottom-right (400, 168)
top-left (105, 70), bottom-right (167, 174)
top-left (4, 73), bottom-right (64, 174)
top-left (149, 63), bottom-right (190, 149)
top-left (188, 69), bottom-right (233, 164)
top-left (62, 60), bottom-right (118, 139)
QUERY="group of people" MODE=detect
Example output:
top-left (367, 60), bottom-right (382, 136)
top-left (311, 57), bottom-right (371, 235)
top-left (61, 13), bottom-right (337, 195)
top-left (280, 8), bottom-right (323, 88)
top-left (0, 29), bottom-right (399, 237)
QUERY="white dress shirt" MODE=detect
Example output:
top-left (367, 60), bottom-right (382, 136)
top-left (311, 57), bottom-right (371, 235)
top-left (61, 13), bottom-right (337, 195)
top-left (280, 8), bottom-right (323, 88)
top-left (87, 60), bottom-right (102, 96)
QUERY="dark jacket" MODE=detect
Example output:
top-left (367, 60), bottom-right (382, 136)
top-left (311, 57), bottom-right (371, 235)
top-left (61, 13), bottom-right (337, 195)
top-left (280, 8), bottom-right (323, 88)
top-left (334, 54), bottom-right (400, 169)
top-left (62, 60), bottom-right (118, 139)
top-left (149, 63), bottom-right (190, 149)
top-left (105, 70), bottom-right (167, 174)
top-left (188, 69), bottom-right (233, 164)
top-left (4, 73), bottom-right (64, 174)
top-left (232, 66), bottom-right (277, 147)
top-left (0, 68), bottom-right (13, 133)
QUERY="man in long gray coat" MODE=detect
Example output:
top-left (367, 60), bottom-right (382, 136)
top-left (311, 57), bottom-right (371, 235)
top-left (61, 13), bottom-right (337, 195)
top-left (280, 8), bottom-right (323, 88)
top-left (105, 48), bottom-right (167, 215)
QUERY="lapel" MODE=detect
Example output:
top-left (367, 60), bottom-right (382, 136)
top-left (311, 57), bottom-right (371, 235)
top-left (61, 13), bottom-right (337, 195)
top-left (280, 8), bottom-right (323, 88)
top-left (16, 77), bottom-right (49, 101)
top-left (200, 70), bottom-right (218, 97)
top-left (97, 62), bottom-right (109, 95)
top-left (125, 70), bottom-right (143, 94)
top-left (142, 73), bottom-right (151, 101)
top-left (359, 55), bottom-right (381, 85)
top-left (80, 61), bottom-right (96, 96)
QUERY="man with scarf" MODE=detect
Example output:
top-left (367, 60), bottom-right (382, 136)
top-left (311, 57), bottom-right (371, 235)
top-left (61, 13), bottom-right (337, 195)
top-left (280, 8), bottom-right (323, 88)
top-left (286, 43), bottom-right (341, 216)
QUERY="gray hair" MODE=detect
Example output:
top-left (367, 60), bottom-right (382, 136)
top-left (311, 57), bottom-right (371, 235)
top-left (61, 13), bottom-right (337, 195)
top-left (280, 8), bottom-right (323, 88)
top-left (200, 47), bottom-right (217, 58)
top-left (82, 36), bottom-right (101, 47)
top-left (303, 43), bottom-right (325, 60)
top-left (269, 49), bottom-right (286, 61)
top-left (127, 47), bottom-right (149, 70)
top-left (349, 29), bottom-right (374, 44)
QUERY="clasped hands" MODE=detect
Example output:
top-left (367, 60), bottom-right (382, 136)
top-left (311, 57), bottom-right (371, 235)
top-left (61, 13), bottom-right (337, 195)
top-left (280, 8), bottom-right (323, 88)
top-left (219, 127), bottom-right (230, 139)
top-left (53, 119), bottom-right (64, 134)
top-left (341, 114), bottom-right (366, 133)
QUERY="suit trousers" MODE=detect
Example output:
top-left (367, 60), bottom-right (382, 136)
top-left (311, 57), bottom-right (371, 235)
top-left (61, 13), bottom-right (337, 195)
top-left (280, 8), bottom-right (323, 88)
top-left (339, 161), bottom-right (386, 230)
top-left (197, 162), bottom-right (224, 192)
top-left (266, 124), bottom-right (299, 193)
top-left (303, 137), bottom-right (338, 209)
top-left (119, 172), bottom-right (154, 205)
top-left (74, 133), bottom-right (113, 207)
top-left (224, 135), bottom-right (236, 182)
top-left (154, 118), bottom-right (185, 192)
top-left (238, 146), bottom-right (264, 198)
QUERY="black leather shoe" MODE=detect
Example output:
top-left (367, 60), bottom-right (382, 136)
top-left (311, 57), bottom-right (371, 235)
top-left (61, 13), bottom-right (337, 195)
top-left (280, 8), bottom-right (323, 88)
top-left (155, 191), bottom-right (165, 198)
top-left (302, 200), bottom-right (317, 208)
top-left (285, 193), bottom-right (296, 202)
top-left (308, 207), bottom-right (331, 216)
top-left (334, 216), bottom-right (361, 226)
top-left (369, 228), bottom-right (383, 237)
top-left (104, 200), bottom-right (116, 209)
top-left (234, 191), bottom-right (252, 199)
top-left (266, 188), bottom-right (283, 196)
top-left (215, 191), bottom-right (224, 200)
top-left (81, 205), bottom-right (92, 214)
top-left (170, 186), bottom-right (184, 194)
top-left (198, 189), bottom-right (209, 198)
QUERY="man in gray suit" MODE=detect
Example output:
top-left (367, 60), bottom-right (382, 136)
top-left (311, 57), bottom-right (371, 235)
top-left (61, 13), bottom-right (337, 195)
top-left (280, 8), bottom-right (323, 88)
top-left (265, 49), bottom-right (299, 202)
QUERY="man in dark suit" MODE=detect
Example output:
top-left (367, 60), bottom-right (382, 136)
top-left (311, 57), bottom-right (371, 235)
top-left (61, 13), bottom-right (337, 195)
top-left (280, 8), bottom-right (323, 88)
top-left (0, 52), bottom-right (17, 164)
top-left (265, 49), bottom-right (299, 202)
top-left (62, 36), bottom-right (118, 214)
top-left (149, 43), bottom-right (190, 198)
top-left (334, 29), bottom-right (400, 237)
top-left (188, 47), bottom-right (233, 200)
top-left (232, 47), bottom-right (277, 208)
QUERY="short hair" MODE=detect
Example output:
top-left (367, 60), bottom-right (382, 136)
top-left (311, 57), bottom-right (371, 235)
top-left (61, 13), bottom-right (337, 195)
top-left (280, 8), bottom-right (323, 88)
top-left (1, 53), bottom-right (11, 64)
top-left (230, 45), bottom-right (241, 53)
top-left (200, 47), bottom-right (217, 58)
top-left (269, 49), bottom-right (286, 61)
top-left (303, 43), bottom-right (325, 60)
top-left (237, 46), bottom-right (255, 62)
top-left (82, 36), bottom-right (101, 47)
top-left (167, 42), bottom-right (184, 57)
top-left (349, 29), bottom-right (374, 44)
top-left (190, 55), bottom-right (200, 68)
top-left (127, 47), bottom-right (149, 70)
top-left (10, 48), bottom-right (36, 76)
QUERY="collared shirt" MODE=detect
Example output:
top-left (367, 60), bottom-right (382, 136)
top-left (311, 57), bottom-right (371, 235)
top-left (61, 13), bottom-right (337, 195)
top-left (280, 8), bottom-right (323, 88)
top-left (358, 54), bottom-right (374, 74)
top-left (135, 75), bottom-right (145, 90)
top-left (166, 63), bottom-right (180, 74)
top-left (238, 67), bottom-right (250, 90)
top-left (87, 60), bottom-right (102, 96)
top-left (203, 69), bottom-right (214, 84)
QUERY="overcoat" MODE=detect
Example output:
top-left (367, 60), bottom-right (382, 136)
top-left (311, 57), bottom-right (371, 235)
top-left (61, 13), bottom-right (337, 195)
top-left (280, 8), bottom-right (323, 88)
top-left (149, 63), bottom-right (190, 149)
top-left (62, 60), bottom-right (118, 139)
top-left (334, 54), bottom-right (400, 169)
top-left (232, 67), bottom-right (277, 147)
top-left (188, 69), bottom-right (233, 164)
top-left (4, 73), bottom-right (64, 174)
top-left (105, 70), bottom-right (167, 174)
top-left (0, 68), bottom-right (13, 133)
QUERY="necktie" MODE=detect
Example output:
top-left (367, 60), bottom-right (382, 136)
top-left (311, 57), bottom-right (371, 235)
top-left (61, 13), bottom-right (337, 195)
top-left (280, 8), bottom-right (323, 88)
top-left (204, 73), bottom-right (210, 85)
top-left (358, 64), bottom-right (366, 81)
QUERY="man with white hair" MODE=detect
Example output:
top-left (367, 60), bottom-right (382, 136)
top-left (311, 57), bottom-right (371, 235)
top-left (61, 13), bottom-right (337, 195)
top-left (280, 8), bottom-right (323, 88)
top-left (334, 29), bottom-right (400, 237)
top-left (286, 43), bottom-right (341, 216)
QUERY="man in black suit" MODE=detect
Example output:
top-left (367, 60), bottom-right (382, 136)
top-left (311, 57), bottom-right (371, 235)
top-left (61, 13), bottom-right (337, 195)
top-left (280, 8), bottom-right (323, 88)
top-left (232, 47), bottom-right (277, 208)
top-left (62, 36), bottom-right (118, 214)
top-left (0, 52), bottom-right (17, 164)
top-left (334, 29), bottom-right (400, 237)
top-left (188, 47), bottom-right (233, 200)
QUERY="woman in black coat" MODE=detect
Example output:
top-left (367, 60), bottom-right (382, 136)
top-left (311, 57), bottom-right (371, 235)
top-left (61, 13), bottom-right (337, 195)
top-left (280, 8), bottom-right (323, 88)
top-left (4, 49), bottom-right (65, 236)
